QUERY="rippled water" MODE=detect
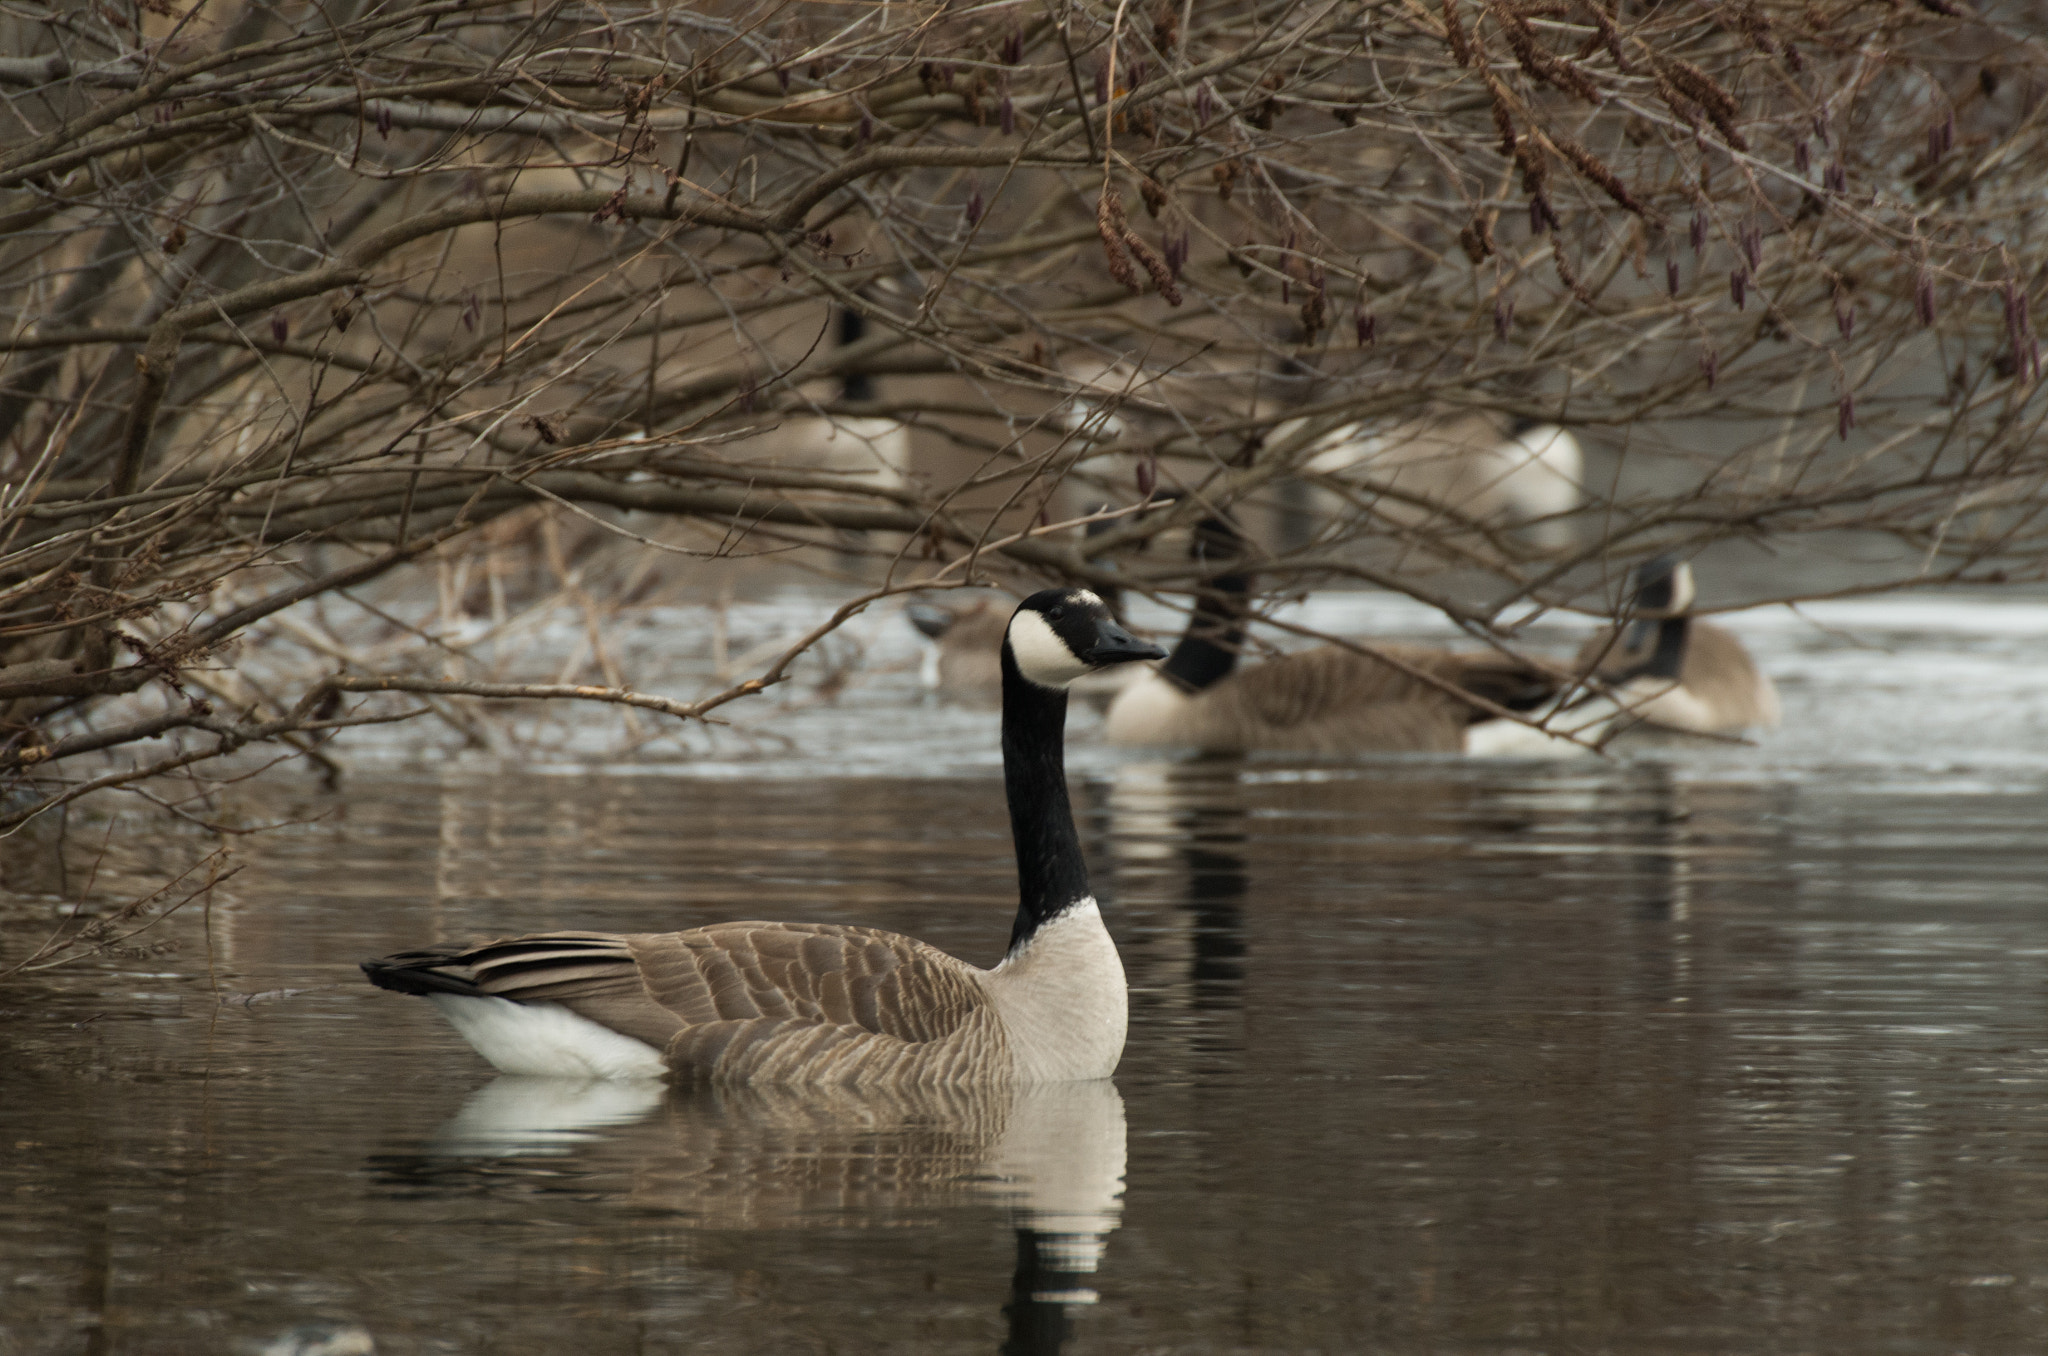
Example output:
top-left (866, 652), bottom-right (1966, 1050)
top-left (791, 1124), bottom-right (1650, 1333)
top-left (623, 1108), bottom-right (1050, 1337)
top-left (5, 596), bottom-right (2048, 1354)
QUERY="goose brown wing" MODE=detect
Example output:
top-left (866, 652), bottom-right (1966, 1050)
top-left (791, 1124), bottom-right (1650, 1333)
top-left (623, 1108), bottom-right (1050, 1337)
top-left (631, 921), bottom-right (999, 1082)
top-left (626, 921), bottom-right (984, 1042)
top-left (1226, 645), bottom-right (1523, 729)
top-left (369, 922), bottom-right (994, 1080)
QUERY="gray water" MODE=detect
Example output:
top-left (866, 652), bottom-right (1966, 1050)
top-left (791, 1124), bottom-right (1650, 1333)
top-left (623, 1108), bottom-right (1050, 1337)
top-left (5, 596), bottom-right (2048, 1354)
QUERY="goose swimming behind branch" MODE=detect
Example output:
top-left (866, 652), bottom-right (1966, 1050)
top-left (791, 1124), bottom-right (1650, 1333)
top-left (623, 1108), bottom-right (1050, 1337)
top-left (737, 308), bottom-right (911, 493)
top-left (362, 590), bottom-right (1166, 1084)
top-left (1291, 412), bottom-right (1585, 552)
top-left (1465, 555), bottom-right (1780, 754)
top-left (1102, 516), bottom-right (1559, 754)
top-left (1575, 554), bottom-right (1780, 735)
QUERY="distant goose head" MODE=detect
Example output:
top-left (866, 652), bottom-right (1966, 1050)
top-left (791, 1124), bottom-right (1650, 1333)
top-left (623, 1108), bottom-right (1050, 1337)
top-left (1004, 589), bottom-right (1163, 690)
top-left (1616, 554), bottom-right (1698, 681)
top-left (1628, 554), bottom-right (1696, 619)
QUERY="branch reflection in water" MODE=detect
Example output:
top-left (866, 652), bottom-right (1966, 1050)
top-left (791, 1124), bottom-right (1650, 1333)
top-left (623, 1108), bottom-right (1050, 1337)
top-left (372, 1076), bottom-right (1127, 1355)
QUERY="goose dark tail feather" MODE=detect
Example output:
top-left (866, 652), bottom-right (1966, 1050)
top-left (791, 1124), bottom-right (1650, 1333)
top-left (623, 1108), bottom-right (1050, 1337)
top-left (361, 947), bottom-right (484, 999)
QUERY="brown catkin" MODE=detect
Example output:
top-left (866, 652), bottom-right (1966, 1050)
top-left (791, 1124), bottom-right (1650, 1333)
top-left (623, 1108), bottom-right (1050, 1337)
top-left (1444, 0), bottom-right (1475, 67)
top-left (1514, 135), bottom-right (1551, 199)
top-left (1122, 229), bottom-right (1184, 305)
top-left (1486, 75), bottom-right (1519, 155)
top-left (1097, 190), bottom-right (1141, 293)
top-left (1496, 3), bottom-right (1603, 103)
top-left (1657, 57), bottom-right (1747, 150)
top-left (1459, 213), bottom-right (1497, 263)
top-left (1543, 128), bottom-right (1660, 221)
top-left (1552, 242), bottom-right (1591, 302)
top-left (1584, 0), bottom-right (1629, 72)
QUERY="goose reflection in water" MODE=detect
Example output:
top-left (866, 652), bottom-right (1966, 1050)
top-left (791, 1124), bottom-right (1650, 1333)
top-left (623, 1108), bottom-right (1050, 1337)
top-left (376, 1076), bottom-right (1127, 1354)
top-left (1104, 762), bottom-right (1253, 1064)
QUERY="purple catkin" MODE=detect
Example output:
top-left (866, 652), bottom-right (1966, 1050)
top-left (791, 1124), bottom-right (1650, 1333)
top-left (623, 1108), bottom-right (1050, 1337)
top-left (966, 187), bottom-right (984, 226)
top-left (1915, 270), bottom-right (1937, 326)
top-left (1356, 311), bottom-right (1377, 346)
top-left (1667, 258), bottom-right (1681, 296)
top-left (375, 103), bottom-right (393, 139)
top-left (1000, 95), bottom-right (1015, 135)
top-left (1837, 299), bottom-right (1854, 340)
top-left (1495, 295), bottom-right (1514, 339)
top-left (1530, 199), bottom-right (1547, 236)
top-left (1837, 392), bottom-right (1855, 440)
top-left (1700, 346), bottom-right (1718, 389)
top-left (1690, 211), bottom-right (1707, 257)
top-left (1812, 109), bottom-right (1829, 145)
top-left (1195, 84), bottom-right (1216, 124)
top-left (1730, 269), bottom-right (1746, 310)
top-left (1824, 162), bottom-right (1847, 194)
top-left (1164, 229), bottom-right (1189, 279)
top-left (1793, 137), bottom-right (1809, 174)
top-left (1136, 453), bottom-right (1157, 498)
top-left (270, 313), bottom-right (289, 345)
top-left (1742, 222), bottom-right (1763, 271)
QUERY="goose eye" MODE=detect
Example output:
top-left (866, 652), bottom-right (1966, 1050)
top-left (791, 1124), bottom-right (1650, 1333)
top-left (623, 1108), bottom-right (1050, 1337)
top-left (1046, 605), bottom-right (1066, 620)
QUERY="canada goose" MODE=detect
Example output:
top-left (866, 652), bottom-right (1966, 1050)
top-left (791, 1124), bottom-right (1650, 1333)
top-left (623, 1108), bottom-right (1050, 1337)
top-left (907, 596), bottom-right (1008, 697)
top-left (1289, 412), bottom-right (1583, 551)
top-left (1049, 357), bottom-right (1584, 552)
top-left (363, 589), bottom-right (1166, 1084)
top-left (738, 309), bottom-right (911, 491)
top-left (908, 512), bottom-right (1137, 703)
top-left (1575, 554), bottom-right (1780, 734)
top-left (1102, 518), bottom-right (1557, 753)
top-left (1465, 555), bottom-right (1779, 753)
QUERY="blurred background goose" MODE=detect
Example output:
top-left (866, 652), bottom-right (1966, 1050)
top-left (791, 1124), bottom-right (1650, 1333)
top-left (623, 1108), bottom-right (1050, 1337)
top-left (907, 596), bottom-right (1008, 697)
top-left (1102, 516), bottom-right (1558, 754)
top-left (739, 308), bottom-right (911, 493)
top-left (363, 589), bottom-right (1165, 1083)
top-left (1285, 412), bottom-right (1584, 553)
top-left (1050, 353), bottom-right (1584, 556)
top-left (1467, 555), bottom-right (1779, 754)
top-left (1574, 554), bottom-right (1780, 735)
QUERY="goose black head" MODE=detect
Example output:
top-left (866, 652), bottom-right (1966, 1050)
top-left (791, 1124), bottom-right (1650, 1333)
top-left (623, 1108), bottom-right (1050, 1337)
top-left (905, 600), bottom-right (958, 641)
top-left (1628, 554), bottom-right (1696, 619)
top-left (1006, 588), bottom-right (1165, 690)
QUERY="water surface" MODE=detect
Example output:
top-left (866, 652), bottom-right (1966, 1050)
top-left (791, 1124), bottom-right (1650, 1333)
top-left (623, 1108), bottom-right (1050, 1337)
top-left (5, 594), bottom-right (2048, 1354)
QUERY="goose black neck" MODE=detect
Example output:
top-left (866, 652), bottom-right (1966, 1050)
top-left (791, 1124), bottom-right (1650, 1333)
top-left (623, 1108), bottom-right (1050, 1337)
top-left (1160, 570), bottom-right (1250, 694)
top-left (837, 309), bottom-right (875, 404)
top-left (1001, 646), bottom-right (1091, 953)
top-left (1620, 615), bottom-right (1690, 682)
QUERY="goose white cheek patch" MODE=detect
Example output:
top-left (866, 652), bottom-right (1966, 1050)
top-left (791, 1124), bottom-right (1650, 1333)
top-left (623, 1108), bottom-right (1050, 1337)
top-left (1667, 563), bottom-right (1697, 615)
top-left (1008, 610), bottom-right (1091, 688)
